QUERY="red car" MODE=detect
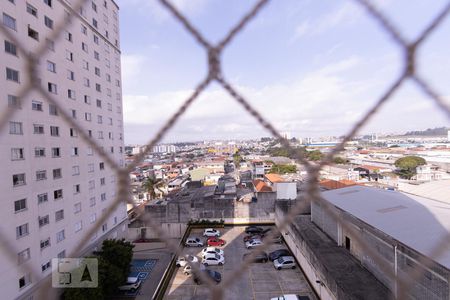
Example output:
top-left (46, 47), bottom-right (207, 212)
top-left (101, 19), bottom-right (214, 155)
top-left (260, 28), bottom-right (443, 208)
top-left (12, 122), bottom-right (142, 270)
top-left (207, 237), bottom-right (226, 247)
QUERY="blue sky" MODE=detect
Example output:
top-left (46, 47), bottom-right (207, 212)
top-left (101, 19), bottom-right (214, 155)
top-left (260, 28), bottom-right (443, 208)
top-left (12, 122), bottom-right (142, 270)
top-left (116, 0), bottom-right (450, 144)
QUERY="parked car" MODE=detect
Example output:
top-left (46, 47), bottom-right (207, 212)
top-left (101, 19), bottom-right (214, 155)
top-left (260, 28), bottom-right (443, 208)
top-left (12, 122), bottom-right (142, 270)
top-left (176, 254), bottom-right (198, 267)
top-left (245, 226), bottom-right (264, 234)
top-left (269, 249), bottom-right (292, 261)
top-left (270, 295), bottom-right (310, 300)
top-left (183, 262), bottom-right (205, 275)
top-left (264, 234), bottom-right (283, 244)
top-left (242, 251), bottom-right (268, 263)
top-left (203, 228), bottom-right (221, 237)
top-left (118, 277), bottom-right (141, 293)
top-left (202, 253), bottom-right (225, 266)
top-left (245, 239), bottom-right (263, 249)
top-left (207, 237), bottom-right (226, 247)
top-left (193, 269), bottom-right (222, 285)
top-left (243, 234), bottom-right (263, 242)
top-left (273, 256), bottom-right (296, 270)
top-left (201, 247), bottom-right (224, 258)
top-left (185, 237), bottom-right (204, 247)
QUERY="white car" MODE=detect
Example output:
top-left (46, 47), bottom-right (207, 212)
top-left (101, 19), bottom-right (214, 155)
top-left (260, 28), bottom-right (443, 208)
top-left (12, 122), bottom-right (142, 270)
top-left (245, 239), bottom-right (263, 249)
top-left (201, 247), bottom-right (224, 258)
top-left (185, 237), bottom-right (204, 247)
top-left (270, 295), bottom-right (307, 300)
top-left (118, 277), bottom-right (141, 292)
top-left (176, 254), bottom-right (199, 267)
top-left (183, 262), bottom-right (206, 275)
top-left (273, 256), bottom-right (296, 270)
top-left (202, 253), bottom-right (225, 266)
top-left (203, 228), bottom-right (221, 237)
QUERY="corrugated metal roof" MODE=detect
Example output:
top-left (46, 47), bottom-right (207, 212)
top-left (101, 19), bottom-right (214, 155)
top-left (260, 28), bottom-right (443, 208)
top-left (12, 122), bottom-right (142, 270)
top-left (321, 185), bottom-right (450, 269)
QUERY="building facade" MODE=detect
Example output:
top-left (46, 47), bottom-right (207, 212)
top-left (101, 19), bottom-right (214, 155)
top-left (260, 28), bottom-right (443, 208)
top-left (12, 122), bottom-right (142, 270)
top-left (0, 1), bottom-right (127, 299)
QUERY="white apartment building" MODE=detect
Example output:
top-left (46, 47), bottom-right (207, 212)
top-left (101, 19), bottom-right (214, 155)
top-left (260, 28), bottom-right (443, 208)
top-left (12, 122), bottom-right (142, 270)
top-left (0, 1), bottom-right (127, 299)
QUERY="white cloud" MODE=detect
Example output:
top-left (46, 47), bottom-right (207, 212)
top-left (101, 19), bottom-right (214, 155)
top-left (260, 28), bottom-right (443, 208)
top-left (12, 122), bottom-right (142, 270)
top-left (121, 54), bottom-right (147, 89)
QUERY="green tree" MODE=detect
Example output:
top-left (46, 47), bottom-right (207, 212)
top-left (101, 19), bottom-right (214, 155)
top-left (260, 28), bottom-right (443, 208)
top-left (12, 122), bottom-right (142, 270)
top-left (333, 157), bottom-right (347, 164)
top-left (233, 151), bottom-right (242, 169)
top-left (142, 176), bottom-right (164, 200)
top-left (307, 150), bottom-right (324, 161)
top-left (394, 156), bottom-right (426, 179)
top-left (269, 164), bottom-right (297, 174)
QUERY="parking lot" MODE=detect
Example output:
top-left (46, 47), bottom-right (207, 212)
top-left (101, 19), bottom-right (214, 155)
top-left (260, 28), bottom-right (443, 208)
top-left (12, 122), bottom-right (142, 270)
top-left (164, 226), bottom-right (317, 300)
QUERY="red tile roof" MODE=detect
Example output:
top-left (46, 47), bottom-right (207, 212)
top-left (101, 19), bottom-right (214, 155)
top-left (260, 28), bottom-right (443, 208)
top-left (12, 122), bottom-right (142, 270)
top-left (253, 180), bottom-right (273, 192)
top-left (265, 173), bottom-right (284, 183)
top-left (319, 179), bottom-right (357, 190)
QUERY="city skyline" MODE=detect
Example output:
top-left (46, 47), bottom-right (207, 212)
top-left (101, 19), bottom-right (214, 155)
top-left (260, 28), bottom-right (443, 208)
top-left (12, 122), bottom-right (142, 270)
top-left (118, 0), bottom-right (450, 144)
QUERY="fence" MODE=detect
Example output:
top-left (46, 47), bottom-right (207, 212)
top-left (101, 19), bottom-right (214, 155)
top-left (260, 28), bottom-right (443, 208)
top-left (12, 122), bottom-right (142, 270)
top-left (1, 0), bottom-right (450, 299)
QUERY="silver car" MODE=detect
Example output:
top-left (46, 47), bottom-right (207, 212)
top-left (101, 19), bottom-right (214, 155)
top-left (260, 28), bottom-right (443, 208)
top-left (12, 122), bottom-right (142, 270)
top-left (273, 256), bottom-right (296, 270)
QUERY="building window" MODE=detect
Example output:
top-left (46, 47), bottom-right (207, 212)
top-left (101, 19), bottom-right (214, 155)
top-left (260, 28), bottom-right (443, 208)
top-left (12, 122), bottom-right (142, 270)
top-left (26, 3), bottom-right (38, 17)
top-left (57, 250), bottom-right (66, 259)
top-left (48, 82), bottom-right (57, 94)
top-left (82, 42), bottom-right (88, 52)
top-left (55, 209), bottom-right (64, 221)
top-left (72, 166), bottom-right (80, 176)
top-left (19, 274), bottom-right (31, 289)
top-left (36, 170), bottom-right (47, 181)
top-left (101, 193), bottom-right (106, 201)
top-left (100, 178), bottom-right (105, 186)
top-left (44, 0), bottom-right (52, 7)
top-left (97, 115), bottom-right (103, 124)
top-left (88, 180), bottom-right (95, 190)
top-left (94, 51), bottom-right (100, 61)
top-left (93, 34), bottom-right (99, 44)
top-left (18, 248), bottom-right (31, 265)
top-left (56, 230), bottom-right (65, 243)
top-left (46, 38), bottom-right (55, 51)
top-left (68, 89), bottom-right (76, 99)
top-left (40, 238), bottom-right (50, 250)
top-left (3, 13), bottom-right (16, 30)
top-left (49, 104), bottom-right (58, 115)
top-left (95, 67), bottom-right (100, 76)
top-left (81, 24), bottom-right (87, 34)
top-left (83, 60), bottom-right (89, 70)
top-left (33, 124), bottom-right (44, 134)
top-left (74, 221), bottom-right (82, 232)
top-left (53, 189), bottom-right (63, 200)
top-left (95, 83), bottom-right (101, 92)
top-left (8, 94), bottom-right (21, 108)
top-left (47, 60), bottom-right (56, 73)
top-left (67, 70), bottom-right (75, 80)
top-left (71, 147), bottom-right (79, 156)
top-left (51, 147), bottom-right (60, 157)
top-left (83, 77), bottom-right (90, 87)
top-left (50, 126), bottom-right (59, 136)
top-left (88, 163), bottom-right (94, 173)
top-left (85, 113), bottom-right (91, 121)
top-left (34, 147), bottom-right (45, 157)
top-left (65, 31), bottom-right (72, 42)
top-left (11, 148), bottom-right (24, 160)
top-left (53, 168), bottom-right (62, 179)
top-left (38, 215), bottom-right (50, 227)
top-left (90, 213), bottom-right (96, 223)
top-left (37, 193), bottom-right (48, 204)
top-left (98, 131), bottom-right (103, 139)
top-left (10, 121), bottom-right (23, 135)
top-left (16, 223), bottom-right (29, 239)
top-left (66, 50), bottom-right (73, 62)
top-left (14, 199), bottom-right (27, 213)
top-left (44, 16), bottom-right (53, 29)
top-left (32, 100), bottom-right (43, 111)
top-left (41, 261), bottom-right (51, 272)
top-left (84, 95), bottom-right (91, 104)
top-left (28, 26), bottom-right (39, 41)
top-left (90, 197), bottom-right (96, 207)
top-left (70, 128), bottom-right (77, 137)
top-left (6, 67), bottom-right (19, 82)
top-left (102, 223), bottom-right (107, 232)
top-left (99, 162), bottom-right (104, 170)
top-left (13, 173), bottom-right (26, 186)
top-left (92, 18), bottom-right (98, 28)
top-left (4, 40), bottom-right (17, 55)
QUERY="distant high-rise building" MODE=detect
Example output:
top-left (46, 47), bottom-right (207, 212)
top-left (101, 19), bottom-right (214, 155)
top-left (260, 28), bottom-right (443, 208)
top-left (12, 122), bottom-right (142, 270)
top-left (0, 1), bottom-right (127, 298)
